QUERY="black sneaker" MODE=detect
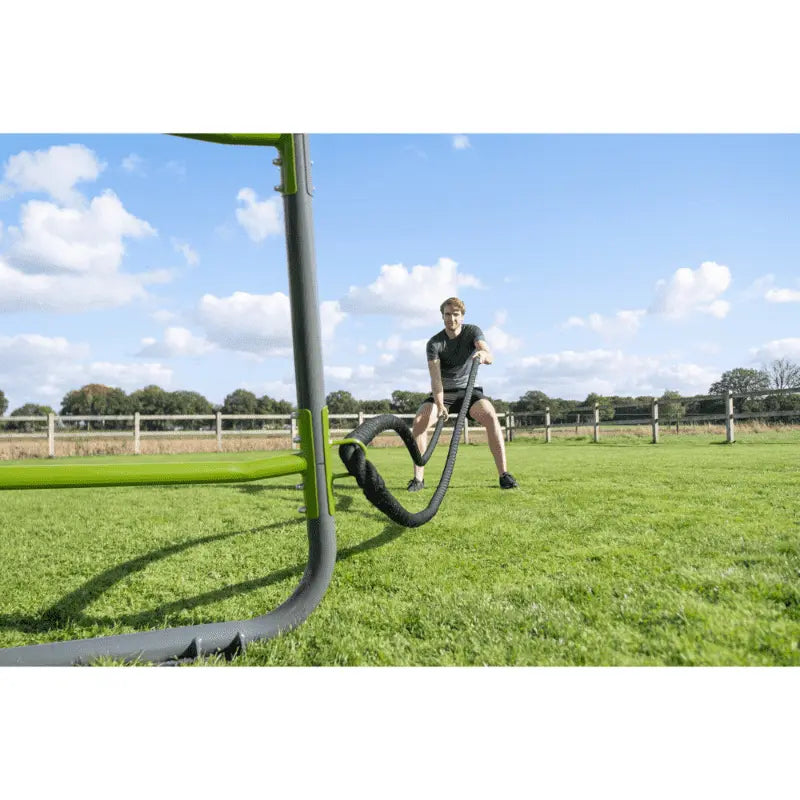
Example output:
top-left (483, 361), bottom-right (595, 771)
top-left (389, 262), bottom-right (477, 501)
top-left (499, 472), bottom-right (518, 489)
top-left (407, 478), bottom-right (425, 492)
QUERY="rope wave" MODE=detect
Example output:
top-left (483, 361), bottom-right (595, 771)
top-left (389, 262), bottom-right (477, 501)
top-left (338, 359), bottom-right (479, 527)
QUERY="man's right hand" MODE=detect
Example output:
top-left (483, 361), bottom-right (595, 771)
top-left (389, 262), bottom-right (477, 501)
top-left (437, 405), bottom-right (449, 422)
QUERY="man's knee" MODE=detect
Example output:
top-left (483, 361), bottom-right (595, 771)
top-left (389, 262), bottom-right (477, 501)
top-left (413, 402), bottom-right (437, 435)
top-left (470, 399), bottom-right (498, 426)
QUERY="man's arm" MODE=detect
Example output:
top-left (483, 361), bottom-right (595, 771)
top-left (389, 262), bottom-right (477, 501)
top-left (473, 338), bottom-right (494, 365)
top-left (428, 359), bottom-right (447, 416)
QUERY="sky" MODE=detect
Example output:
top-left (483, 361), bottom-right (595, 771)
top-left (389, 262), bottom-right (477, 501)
top-left (1, 133), bottom-right (799, 412)
top-left (3, 0), bottom-right (799, 787)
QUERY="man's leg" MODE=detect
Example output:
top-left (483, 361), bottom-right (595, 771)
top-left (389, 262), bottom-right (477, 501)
top-left (469, 399), bottom-right (508, 475)
top-left (411, 402), bottom-right (440, 484)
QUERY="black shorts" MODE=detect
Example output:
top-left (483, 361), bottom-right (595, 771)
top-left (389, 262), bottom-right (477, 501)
top-left (422, 386), bottom-right (486, 416)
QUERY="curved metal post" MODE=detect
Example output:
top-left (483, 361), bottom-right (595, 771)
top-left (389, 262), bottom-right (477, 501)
top-left (0, 134), bottom-right (335, 666)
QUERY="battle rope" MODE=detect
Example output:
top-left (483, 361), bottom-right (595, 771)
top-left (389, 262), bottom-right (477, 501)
top-left (338, 358), bottom-right (480, 527)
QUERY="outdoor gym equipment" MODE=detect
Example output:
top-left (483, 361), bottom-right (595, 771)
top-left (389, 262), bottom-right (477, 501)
top-left (0, 134), bottom-right (337, 666)
top-left (0, 134), bottom-right (474, 666)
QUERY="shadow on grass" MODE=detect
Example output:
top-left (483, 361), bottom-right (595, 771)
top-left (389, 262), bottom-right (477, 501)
top-left (0, 494), bottom-right (405, 639)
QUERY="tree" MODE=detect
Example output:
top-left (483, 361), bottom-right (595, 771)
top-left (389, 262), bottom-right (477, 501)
top-left (170, 390), bottom-right (214, 430)
top-left (709, 368), bottom-right (770, 396)
top-left (222, 389), bottom-right (259, 429)
top-left (257, 394), bottom-right (294, 415)
top-left (763, 358), bottom-right (800, 390)
top-left (60, 384), bottom-right (132, 429)
top-left (325, 390), bottom-right (359, 415)
top-left (512, 390), bottom-right (550, 413)
top-left (582, 393), bottom-right (615, 421)
top-left (129, 385), bottom-right (174, 431)
top-left (709, 368), bottom-right (770, 413)
top-left (0, 389), bottom-right (7, 416)
top-left (7, 403), bottom-right (55, 432)
top-left (256, 394), bottom-right (294, 429)
top-left (659, 390), bottom-right (686, 422)
top-left (390, 390), bottom-right (429, 414)
top-left (491, 397), bottom-right (509, 414)
top-left (361, 399), bottom-right (392, 414)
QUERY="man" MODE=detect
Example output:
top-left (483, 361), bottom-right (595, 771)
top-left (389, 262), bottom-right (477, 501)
top-left (408, 296), bottom-right (518, 491)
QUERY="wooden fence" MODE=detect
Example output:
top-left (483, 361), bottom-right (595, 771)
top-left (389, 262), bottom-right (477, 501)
top-left (510, 387), bottom-right (800, 444)
top-left (0, 411), bottom-right (514, 458)
top-left (3, 386), bottom-right (798, 457)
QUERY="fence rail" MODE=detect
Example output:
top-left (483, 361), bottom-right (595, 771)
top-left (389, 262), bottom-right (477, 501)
top-left (0, 410), bottom-right (514, 457)
top-left (509, 386), bottom-right (800, 444)
top-left (2, 386), bottom-right (799, 457)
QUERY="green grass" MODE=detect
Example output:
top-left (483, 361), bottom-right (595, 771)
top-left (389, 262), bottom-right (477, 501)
top-left (1, 434), bottom-right (799, 665)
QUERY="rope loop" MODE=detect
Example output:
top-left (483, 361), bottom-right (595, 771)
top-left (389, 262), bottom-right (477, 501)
top-left (338, 359), bottom-right (480, 527)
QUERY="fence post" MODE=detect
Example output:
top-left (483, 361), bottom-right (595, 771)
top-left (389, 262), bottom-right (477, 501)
top-left (651, 398), bottom-right (659, 444)
top-left (290, 412), bottom-right (297, 451)
top-left (726, 390), bottom-right (735, 443)
top-left (48, 413), bottom-right (55, 458)
top-left (545, 407), bottom-right (551, 443)
top-left (134, 411), bottom-right (141, 455)
top-left (463, 415), bottom-right (469, 444)
top-left (509, 412), bottom-right (514, 442)
top-left (575, 413), bottom-right (580, 436)
top-left (358, 411), bottom-right (364, 426)
top-left (593, 403), bottom-right (600, 442)
top-left (216, 411), bottom-right (223, 452)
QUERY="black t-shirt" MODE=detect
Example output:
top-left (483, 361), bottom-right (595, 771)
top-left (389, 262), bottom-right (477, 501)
top-left (425, 323), bottom-right (485, 389)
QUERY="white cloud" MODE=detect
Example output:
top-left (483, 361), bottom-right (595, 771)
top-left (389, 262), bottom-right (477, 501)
top-left (650, 261), bottom-right (732, 319)
top-left (485, 310), bottom-right (522, 353)
top-left (0, 333), bottom-right (173, 409)
top-left (197, 291), bottom-right (292, 355)
top-left (121, 154), bottom-right (145, 175)
top-left (164, 160), bottom-right (186, 178)
top-left (137, 327), bottom-right (216, 357)
top-left (340, 257), bottom-right (483, 326)
top-left (320, 300), bottom-right (347, 340)
top-left (0, 258), bottom-right (169, 312)
top-left (195, 291), bottom-right (346, 357)
top-left (0, 144), bottom-right (105, 207)
top-left (564, 309), bottom-right (646, 339)
top-left (765, 288), bottom-right (800, 303)
top-left (151, 309), bottom-right (179, 324)
top-left (82, 361), bottom-right (173, 390)
top-left (171, 237), bottom-right (199, 266)
top-left (235, 188), bottom-right (282, 242)
top-left (453, 135), bottom-right (471, 150)
top-left (6, 191), bottom-right (156, 276)
top-left (0, 185), bottom-right (163, 313)
top-left (742, 273), bottom-right (775, 300)
top-left (325, 364), bottom-right (376, 382)
top-left (749, 338), bottom-right (800, 361)
top-left (508, 348), bottom-right (719, 399)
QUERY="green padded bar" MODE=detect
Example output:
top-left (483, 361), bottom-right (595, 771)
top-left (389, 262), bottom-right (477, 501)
top-left (170, 133), bottom-right (297, 194)
top-left (0, 453), bottom-right (307, 491)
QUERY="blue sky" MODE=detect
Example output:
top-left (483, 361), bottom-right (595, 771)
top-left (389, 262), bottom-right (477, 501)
top-left (1, 133), bottom-right (799, 411)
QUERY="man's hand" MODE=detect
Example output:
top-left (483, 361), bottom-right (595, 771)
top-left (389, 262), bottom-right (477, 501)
top-left (437, 405), bottom-right (449, 422)
top-left (472, 350), bottom-right (488, 364)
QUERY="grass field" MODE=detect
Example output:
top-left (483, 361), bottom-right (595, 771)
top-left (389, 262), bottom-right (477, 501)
top-left (1, 431), bottom-right (798, 665)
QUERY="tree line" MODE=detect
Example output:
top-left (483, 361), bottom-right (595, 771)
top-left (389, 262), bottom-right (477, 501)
top-left (1, 359), bottom-right (799, 431)
top-left (0, 384), bottom-right (294, 432)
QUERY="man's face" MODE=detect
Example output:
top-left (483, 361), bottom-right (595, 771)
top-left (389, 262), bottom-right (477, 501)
top-left (443, 304), bottom-right (463, 330)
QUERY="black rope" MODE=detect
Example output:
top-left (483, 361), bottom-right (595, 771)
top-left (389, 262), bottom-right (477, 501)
top-left (339, 358), bottom-right (480, 528)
